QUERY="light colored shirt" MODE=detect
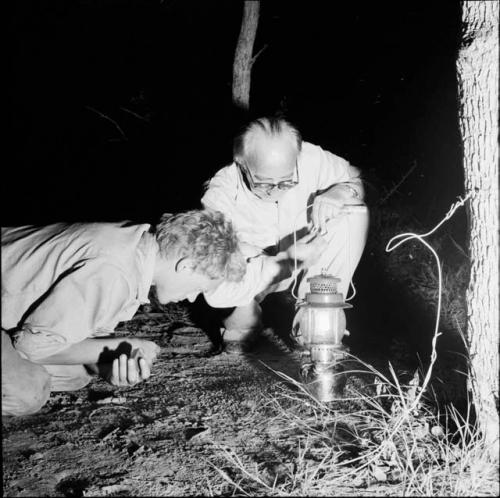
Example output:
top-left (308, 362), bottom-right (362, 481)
top-left (1, 222), bottom-right (157, 362)
top-left (201, 142), bottom-right (355, 307)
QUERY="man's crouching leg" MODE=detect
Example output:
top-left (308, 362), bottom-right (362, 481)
top-left (1, 331), bottom-right (51, 416)
top-left (299, 206), bottom-right (369, 299)
top-left (222, 300), bottom-right (263, 354)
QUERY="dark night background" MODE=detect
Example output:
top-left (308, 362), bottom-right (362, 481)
top-left (6, 0), bottom-right (464, 226)
top-left (6, 1), bottom-right (470, 364)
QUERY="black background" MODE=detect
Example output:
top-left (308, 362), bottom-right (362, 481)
top-left (6, 0), bottom-right (464, 227)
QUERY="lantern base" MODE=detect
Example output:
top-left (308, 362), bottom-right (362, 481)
top-left (300, 362), bottom-right (347, 402)
top-left (299, 345), bottom-right (349, 402)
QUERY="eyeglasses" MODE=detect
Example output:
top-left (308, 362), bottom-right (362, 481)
top-left (237, 161), bottom-right (299, 196)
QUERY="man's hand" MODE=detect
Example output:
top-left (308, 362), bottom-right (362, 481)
top-left (108, 348), bottom-right (150, 387)
top-left (312, 182), bottom-right (363, 235)
top-left (108, 341), bottom-right (160, 387)
top-left (312, 191), bottom-right (347, 235)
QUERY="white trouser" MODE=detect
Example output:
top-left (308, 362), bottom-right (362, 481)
top-left (222, 207), bottom-right (369, 341)
top-left (2, 330), bottom-right (51, 416)
top-left (2, 330), bottom-right (93, 416)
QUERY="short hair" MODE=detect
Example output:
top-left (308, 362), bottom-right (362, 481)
top-left (233, 116), bottom-right (302, 165)
top-left (155, 209), bottom-right (246, 282)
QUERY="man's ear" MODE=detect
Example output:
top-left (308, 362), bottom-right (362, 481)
top-left (175, 257), bottom-right (194, 274)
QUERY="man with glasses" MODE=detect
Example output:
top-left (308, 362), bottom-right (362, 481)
top-left (201, 116), bottom-right (369, 352)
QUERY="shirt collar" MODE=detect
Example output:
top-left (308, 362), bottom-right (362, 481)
top-left (135, 231), bottom-right (158, 303)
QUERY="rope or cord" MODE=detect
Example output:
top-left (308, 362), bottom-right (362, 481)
top-left (382, 192), bottom-right (472, 426)
top-left (291, 203), bottom-right (315, 300)
top-left (385, 192), bottom-right (472, 253)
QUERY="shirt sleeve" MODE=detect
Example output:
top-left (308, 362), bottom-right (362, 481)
top-left (304, 143), bottom-right (355, 191)
top-left (14, 259), bottom-right (133, 362)
top-left (201, 168), bottom-right (237, 219)
top-left (203, 256), bottom-right (278, 308)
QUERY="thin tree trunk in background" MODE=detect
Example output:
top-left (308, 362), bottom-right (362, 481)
top-left (232, 1), bottom-right (260, 110)
top-left (457, 0), bottom-right (499, 460)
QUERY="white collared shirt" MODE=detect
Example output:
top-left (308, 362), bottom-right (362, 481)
top-left (1, 222), bottom-right (156, 361)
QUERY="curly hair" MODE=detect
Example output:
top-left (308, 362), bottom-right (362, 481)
top-left (155, 209), bottom-right (246, 282)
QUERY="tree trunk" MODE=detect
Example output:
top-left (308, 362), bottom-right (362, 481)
top-left (457, 1), bottom-right (499, 459)
top-left (232, 1), bottom-right (260, 111)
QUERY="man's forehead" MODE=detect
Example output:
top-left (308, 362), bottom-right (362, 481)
top-left (253, 134), bottom-right (296, 155)
top-left (253, 169), bottom-right (295, 182)
top-left (249, 135), bottom-right (297, 173)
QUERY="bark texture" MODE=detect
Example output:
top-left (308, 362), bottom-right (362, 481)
top-left (457, 0), bottom-right (499, 458)
top-left (232, 1), bottom-right (260, 110)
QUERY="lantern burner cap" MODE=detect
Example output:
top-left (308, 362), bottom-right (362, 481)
top-left (304, 272), bottom-right (352, 307)
top-left (307, 272), bottom-right (340, 294)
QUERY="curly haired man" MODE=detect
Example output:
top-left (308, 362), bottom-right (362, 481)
top-left (2, 209), bottom-right (247, 416)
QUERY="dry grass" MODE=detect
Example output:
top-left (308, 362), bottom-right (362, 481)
top-left (208, 200), bottom-right (498, 496)
top-left (209, 359), bottom-right (499, 496)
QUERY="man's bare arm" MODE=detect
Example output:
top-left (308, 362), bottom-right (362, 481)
top-left (32, 337), bottom-right (159, 366)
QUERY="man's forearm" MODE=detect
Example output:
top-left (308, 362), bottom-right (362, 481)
top-left (32, 337), bottom-right (138, 365)
top-left (204, 253), bottom-right (293, 308)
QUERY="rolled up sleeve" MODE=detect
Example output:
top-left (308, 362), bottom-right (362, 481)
top-left (14, 260), bottom-right (132, 363)
top-left (313, 145), bottom-right (353, 190)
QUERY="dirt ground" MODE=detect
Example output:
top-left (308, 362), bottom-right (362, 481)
top-left (2, 303), bottom-right (410, 497)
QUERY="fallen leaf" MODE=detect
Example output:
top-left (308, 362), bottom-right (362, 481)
top-left (389, 468), bottom-right (403, 482)
top-left (371, 465), bottom-right (387, 482)
top-left (352, 475), bottom-right (365, 487)
top-left (431, 425), bottom-right (445, 438)
top-left (96, 396), bottom-right (127, 405)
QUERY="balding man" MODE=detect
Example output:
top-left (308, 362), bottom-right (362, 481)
top-left (201, 116), bottom-right (369, 352)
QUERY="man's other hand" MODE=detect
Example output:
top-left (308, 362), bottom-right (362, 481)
top-left (312, 192), bottom-right (347, 235)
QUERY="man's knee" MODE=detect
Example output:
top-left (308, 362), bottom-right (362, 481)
top-left (2, 330), bottom-right (52, 416)
top-left (223, 300), bottom-right (262, 330)
top-left (222, 300), bottom-right (263, 345)
top-left (2, 362), bottom-right (51, 416)
top-left (323, 207), bottom-right (369, 247)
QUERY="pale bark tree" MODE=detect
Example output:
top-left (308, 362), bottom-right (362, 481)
top-left (457, 0), bottom-right (499, 459)
top-left (232, 1), bottom-right (260, 110)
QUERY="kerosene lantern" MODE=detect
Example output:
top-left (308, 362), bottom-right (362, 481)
top-left (295, 271), bottom-right (352, 402)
